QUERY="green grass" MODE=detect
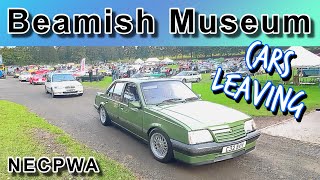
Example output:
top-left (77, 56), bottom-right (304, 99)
top-left (83, 75), bottom-right (320, 117)
top-left (82, 77), bottom-right (113, 89)
top-left (166, 64), bottom-right (179, 69)
top-left (0, 100), bottom-right (135, 179)
top-left (193, 73), bottom-right (320, 116)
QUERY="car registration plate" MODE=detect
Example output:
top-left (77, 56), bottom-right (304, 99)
top-left (66, 89), bottom-right (75, 92)
top-left (222, 141), bottom-right (246, 153)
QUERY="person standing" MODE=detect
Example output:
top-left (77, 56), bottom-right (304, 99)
top-left (88, 68), bottom-right (93, 82)
top-left (111, 67), bottom-right (115, 81)
top-left (116, 68), bottom-right (120, 79)
top-left (127, 69), bottom-right (131, 78)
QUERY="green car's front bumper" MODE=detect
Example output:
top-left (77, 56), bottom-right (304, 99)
top-left (171, 131), bottom-right (261, 165)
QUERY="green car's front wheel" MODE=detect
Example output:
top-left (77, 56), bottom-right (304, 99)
top-left (99, 106), bottom-right (112, 126)
top-left (149, 129), bottom-right (173, 163)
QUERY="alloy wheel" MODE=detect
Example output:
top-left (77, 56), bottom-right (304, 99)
top-left (100, 107), bottom-right (106, 124)
top-left (150, 133), bottom-right (168, 159)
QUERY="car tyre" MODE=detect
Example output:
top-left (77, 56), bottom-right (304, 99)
top-left (99, 106), bottom-right (112, 126)
top-left (79, 93), bottom-right (83, 96)
top-left (196, 78), bottom-right (200, 82)
top-left (45, 86), bottom-right (49, 94)
top-left (149, 128), bottom-right (174, 163)
top-left (51, 89), bottom-right (56, 98)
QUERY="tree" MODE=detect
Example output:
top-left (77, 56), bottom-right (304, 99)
top-left (1, 46), bottom-right (252, 65)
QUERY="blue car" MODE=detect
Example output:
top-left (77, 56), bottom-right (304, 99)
top-left (0, 70), bottom-right (6, 79)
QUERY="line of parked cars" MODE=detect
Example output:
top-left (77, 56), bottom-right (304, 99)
top-left (15, 70), bottom-right (84, 98)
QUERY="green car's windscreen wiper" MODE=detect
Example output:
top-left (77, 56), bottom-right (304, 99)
top-left (156, 98), bottom-right (184, 106)
top-left (184, 97), bottom-right (199, 102)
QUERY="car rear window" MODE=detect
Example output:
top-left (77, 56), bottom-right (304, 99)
top-left (112, 82), bottom-right (125, 101)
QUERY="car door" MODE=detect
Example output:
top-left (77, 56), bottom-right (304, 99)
top-left (185, 72), bottom-right (191, 82)
top-left (100, 83), bottom-right (116, 119)
top-left (195, 72), bottom-right (201, 80)
top-left (45, 74), bottom-right (52, 92)
top-left (118, 83), bottom-right (143, 137)
top-left (190, 72), bottom-right (196, 82)
top-left (104, 82), bottom-right (126, 126)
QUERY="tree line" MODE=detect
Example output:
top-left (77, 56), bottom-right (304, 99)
top-left (1, 46), bottom-right (319, 66)
top-left (0, 46), bottom-right (248, 66)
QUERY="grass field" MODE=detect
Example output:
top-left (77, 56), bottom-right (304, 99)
top-left (82, 74), bottom-right (320, 117)
top-left (166, 64), bottom-right (179, 69)
top-left (82, 77), bottom-right (113, 89)
top-left (0, 100), bottom-right (135, 179)
top-left (194, 74), bottom-right (320, 116)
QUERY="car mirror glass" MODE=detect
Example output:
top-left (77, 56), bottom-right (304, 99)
top-left (129, 101), bottom-right (141, 109)
top-left (97, 92), bottom-right (104, 96)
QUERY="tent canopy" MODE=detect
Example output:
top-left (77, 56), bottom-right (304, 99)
top-left (146, 57), bottom-right (160, 62)
top-left (287, 46), bottom-right (320, 67)
top-left (135, 58), bottom-right (144, 64)
top-left (162, 58), bottom-right (174, 63)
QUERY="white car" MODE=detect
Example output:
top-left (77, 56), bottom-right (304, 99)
top-left (19, 72), bottom-right (32, 81)
top-left (210, 69), bottom-right (233, 79)
top-left (171, 71), bottom-right (202, 83)
top-left (45, 73), bottom-right (84, 98)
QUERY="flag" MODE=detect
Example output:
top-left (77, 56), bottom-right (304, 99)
top-left (80, 58), bottom-right (85, 72)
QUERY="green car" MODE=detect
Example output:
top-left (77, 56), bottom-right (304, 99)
top-left (94, 78), bottom-right (260, 165)
top-left (146, 72), bottom-right (166, 78)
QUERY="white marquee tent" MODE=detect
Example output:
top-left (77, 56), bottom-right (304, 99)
top-left (134, 58), bottom-right (144, 64)
top-left (161, 58), bottom-right (174, 64)
top-left (287, 46), bottom-right (320, 67)
top-left (146, 57), bottom-right (160, 62)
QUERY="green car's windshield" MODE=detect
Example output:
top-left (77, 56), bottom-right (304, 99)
top-left (52, 74), bottom-right (76, 82)
top-left (141, 81), bottom-right (199, 105)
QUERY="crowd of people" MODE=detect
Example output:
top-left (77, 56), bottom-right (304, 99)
top-left (3, 56), bottom-right (252, 82)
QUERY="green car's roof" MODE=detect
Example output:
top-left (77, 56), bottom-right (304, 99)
top-left (114, 78), bottom-right (179, 84)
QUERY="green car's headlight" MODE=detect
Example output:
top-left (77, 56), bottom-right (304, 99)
top-left (188, 130), bottom-right (213, 144)
top-left (244, 120), bottom-right (257, 133)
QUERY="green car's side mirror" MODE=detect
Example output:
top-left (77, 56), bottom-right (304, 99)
top-left (129, 101), bottom-right (141, 109)
top-left (97, 92), bottom-right (104, 96)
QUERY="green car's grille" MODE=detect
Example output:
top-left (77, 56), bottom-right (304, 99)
top-left (212, 123), bottom-right (246, 143)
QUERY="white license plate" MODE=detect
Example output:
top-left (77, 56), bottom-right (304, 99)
top-left (66, 89), bottom-right (75, 92)
top-left (222, 141), bottom-right (246, 153)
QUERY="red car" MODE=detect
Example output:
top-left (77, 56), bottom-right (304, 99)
top-left (29, 74), bottom-right (46, 85)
